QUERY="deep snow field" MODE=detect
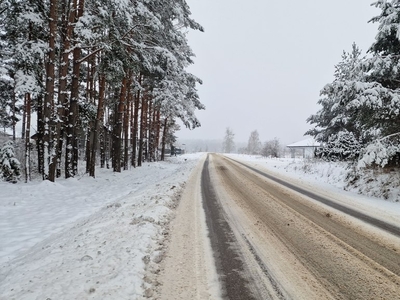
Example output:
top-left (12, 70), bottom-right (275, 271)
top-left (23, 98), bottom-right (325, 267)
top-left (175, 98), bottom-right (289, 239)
top-left (0, 154), bottom-right (204, 299)
top-left (1, 153), bottom-right (400, 299)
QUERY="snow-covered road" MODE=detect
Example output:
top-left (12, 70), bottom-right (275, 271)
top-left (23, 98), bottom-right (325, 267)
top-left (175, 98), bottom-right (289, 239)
top-left (1, 153), bottom-right (400, 299)
top-left (203, 154), bottom-right (400, 299)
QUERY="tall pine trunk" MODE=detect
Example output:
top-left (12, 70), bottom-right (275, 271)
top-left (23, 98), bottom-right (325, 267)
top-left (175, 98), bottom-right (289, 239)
top-left (65, 0), bottom-right (84, 178)
top-left (138, 92), bottom-right (147, 167)
top-left (155, 109), bottom-right (161, 160)
top-left (161, 117), bottom-right (168, 161)
top-left (123, 75), bottom-right (132, 170)
top-left (43, 0), bottom-right (58, 181)
top-left (148, 100), bottom-right (153, 162)
top-left (85, 122), bottom-right (93, 173)
top-left (131, 76), bottom-right (141, 167)
top-left (21, 89), bottom-right (26, 140)
top-left (37, 95), bottom-right (44, 175)
top-left (51, 0), bottom-right (74, 179)
top-left (85, 57), bottom-right (96, 174)
top-left (113, 76), bottom-right (127, 172)
top-left (89, 74), bottom-right (105, 177)
top-left (24, 93), bottom-right (31, 182)
top-left (12, 86), bottom-right (16, 141)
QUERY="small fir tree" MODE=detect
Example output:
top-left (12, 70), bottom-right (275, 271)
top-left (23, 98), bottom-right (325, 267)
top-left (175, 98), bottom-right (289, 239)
top-left (0, 141), bottom-right (21, 183)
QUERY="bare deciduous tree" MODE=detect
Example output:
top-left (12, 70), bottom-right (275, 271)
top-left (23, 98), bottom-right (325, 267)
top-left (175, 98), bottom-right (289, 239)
top-left (262, 137), bottom-right (281, 158)
top-left (246, 130), bottom-right (261, 155)
top-left (222, 127), bottom-right (235, 153)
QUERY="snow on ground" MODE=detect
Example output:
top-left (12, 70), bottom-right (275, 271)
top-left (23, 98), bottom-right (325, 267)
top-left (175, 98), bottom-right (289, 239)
top-left (226, 154), bottom-right (400, 228)
top-left (0, 153), bottom-right (204, 300)
top-left (1, 152), bottom-right (400, 300)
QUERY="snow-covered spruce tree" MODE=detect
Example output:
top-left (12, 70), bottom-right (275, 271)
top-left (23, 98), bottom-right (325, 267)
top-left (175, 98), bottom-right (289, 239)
top-left (316, 130), bottom-right (362, 161)
top-left (0, 141), bottom-right (21, 183)
top-left (306, 43), bottom-right (394, 160)
top-left (307, 44), bottom-right (366, 143)
top-left (246, 130), bottom-right (261, 155)
top-left (368, 0), bottom-right (400, 90)
top-left (358, 132), bottom-right (400, 168)
top-left (354, 1), bottom-right (400, 168)
top-left (222, 127), bottom-right (235, 153)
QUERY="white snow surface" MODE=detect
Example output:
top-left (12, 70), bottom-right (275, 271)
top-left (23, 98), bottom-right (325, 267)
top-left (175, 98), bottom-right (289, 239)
top-left (0, 154), bottom-right (203, 299)
top-left (1, 153), bottom-right (400, 299)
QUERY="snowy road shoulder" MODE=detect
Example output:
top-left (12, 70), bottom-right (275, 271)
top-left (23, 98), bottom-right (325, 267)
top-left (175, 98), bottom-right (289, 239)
top-left (156, 154), bottom-right (221, 300)
top-left (0, 153), bottom-right (204, 300)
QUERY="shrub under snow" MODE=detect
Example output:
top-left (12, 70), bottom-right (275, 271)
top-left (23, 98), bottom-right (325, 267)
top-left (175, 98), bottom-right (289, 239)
top-left (0, 141), bottom-right (21, 183)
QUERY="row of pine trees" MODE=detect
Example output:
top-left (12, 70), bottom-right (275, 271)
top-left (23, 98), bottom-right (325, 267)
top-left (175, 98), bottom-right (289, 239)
top-left (0, 0), bottom-right (204, 182)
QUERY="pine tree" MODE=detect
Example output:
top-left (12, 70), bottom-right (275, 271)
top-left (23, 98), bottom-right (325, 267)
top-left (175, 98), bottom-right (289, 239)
top-left (0, 0), bottom-right (205, 180)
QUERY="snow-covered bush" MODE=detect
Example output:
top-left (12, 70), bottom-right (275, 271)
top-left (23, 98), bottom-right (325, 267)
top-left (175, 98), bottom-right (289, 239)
top-left (358, 133), bottom-right (400, 168)
top-left (0, 141), bottom-right (21, 183)
top-left (316, 131), bottom-right (361, 161)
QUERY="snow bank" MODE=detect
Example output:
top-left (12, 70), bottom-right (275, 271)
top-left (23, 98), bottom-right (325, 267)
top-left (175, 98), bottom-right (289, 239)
top-left (0, 153), bottom-right (204, 299)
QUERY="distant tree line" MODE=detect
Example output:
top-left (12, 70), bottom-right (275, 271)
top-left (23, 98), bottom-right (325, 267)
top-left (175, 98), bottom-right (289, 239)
top-left (0, 0), bottom-right (204, 182)
top-left (222, 128), bottom-right (282, 157)
top-left (306, 1), bottom-right (400, 168)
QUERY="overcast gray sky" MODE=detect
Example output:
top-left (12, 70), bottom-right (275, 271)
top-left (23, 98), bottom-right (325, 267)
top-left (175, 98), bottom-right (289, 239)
top-left (176, 0), bottom-right (380, 145)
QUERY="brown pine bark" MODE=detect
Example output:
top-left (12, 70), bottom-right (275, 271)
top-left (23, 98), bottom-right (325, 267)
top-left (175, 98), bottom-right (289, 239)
top-left (44, 0), bottom-right (58, 181)
top-left (130, 86), bottom-right (134, 166)
top-left (148, 101), bottom-right (155, 162)
top-left (123, 74), bottom-right (132, 170)
top-left (85, 55), bottom-right (98, 174)
top-left (138, 91), bottom-right (147, 167)
top-left (113, 76), bottom-right (128, 172)
top-left (161, 117), bottom-right (168, 161)
top-left (146, 99), bottom-right (152, 162)
top-left (24, 93), bottom-right (31, 182)
top-left (50, 0), bottom-right (74, 180)
top-left (85, 121), bottom-right (93, 173)
top-left (12, 86), bottom-right (16, 141)
top-left (151, 105), bottom-right (158, 161)
top-left (21, 91), bottom-right (26, 140)
top-left (65, 0), bottom-right (85, 178)
top-left (155, 109), bottom-right (161, 160)
top-left (131, 75), bottom-right (141, 167)
top-left (89, 75), bottom-right (105, 177)
top-left (36, 95), bottom-right (44, 175)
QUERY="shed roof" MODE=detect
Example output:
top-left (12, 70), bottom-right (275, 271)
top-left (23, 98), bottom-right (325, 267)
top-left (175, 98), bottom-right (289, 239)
top-left (287, 138), bottom-right (321, 148)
